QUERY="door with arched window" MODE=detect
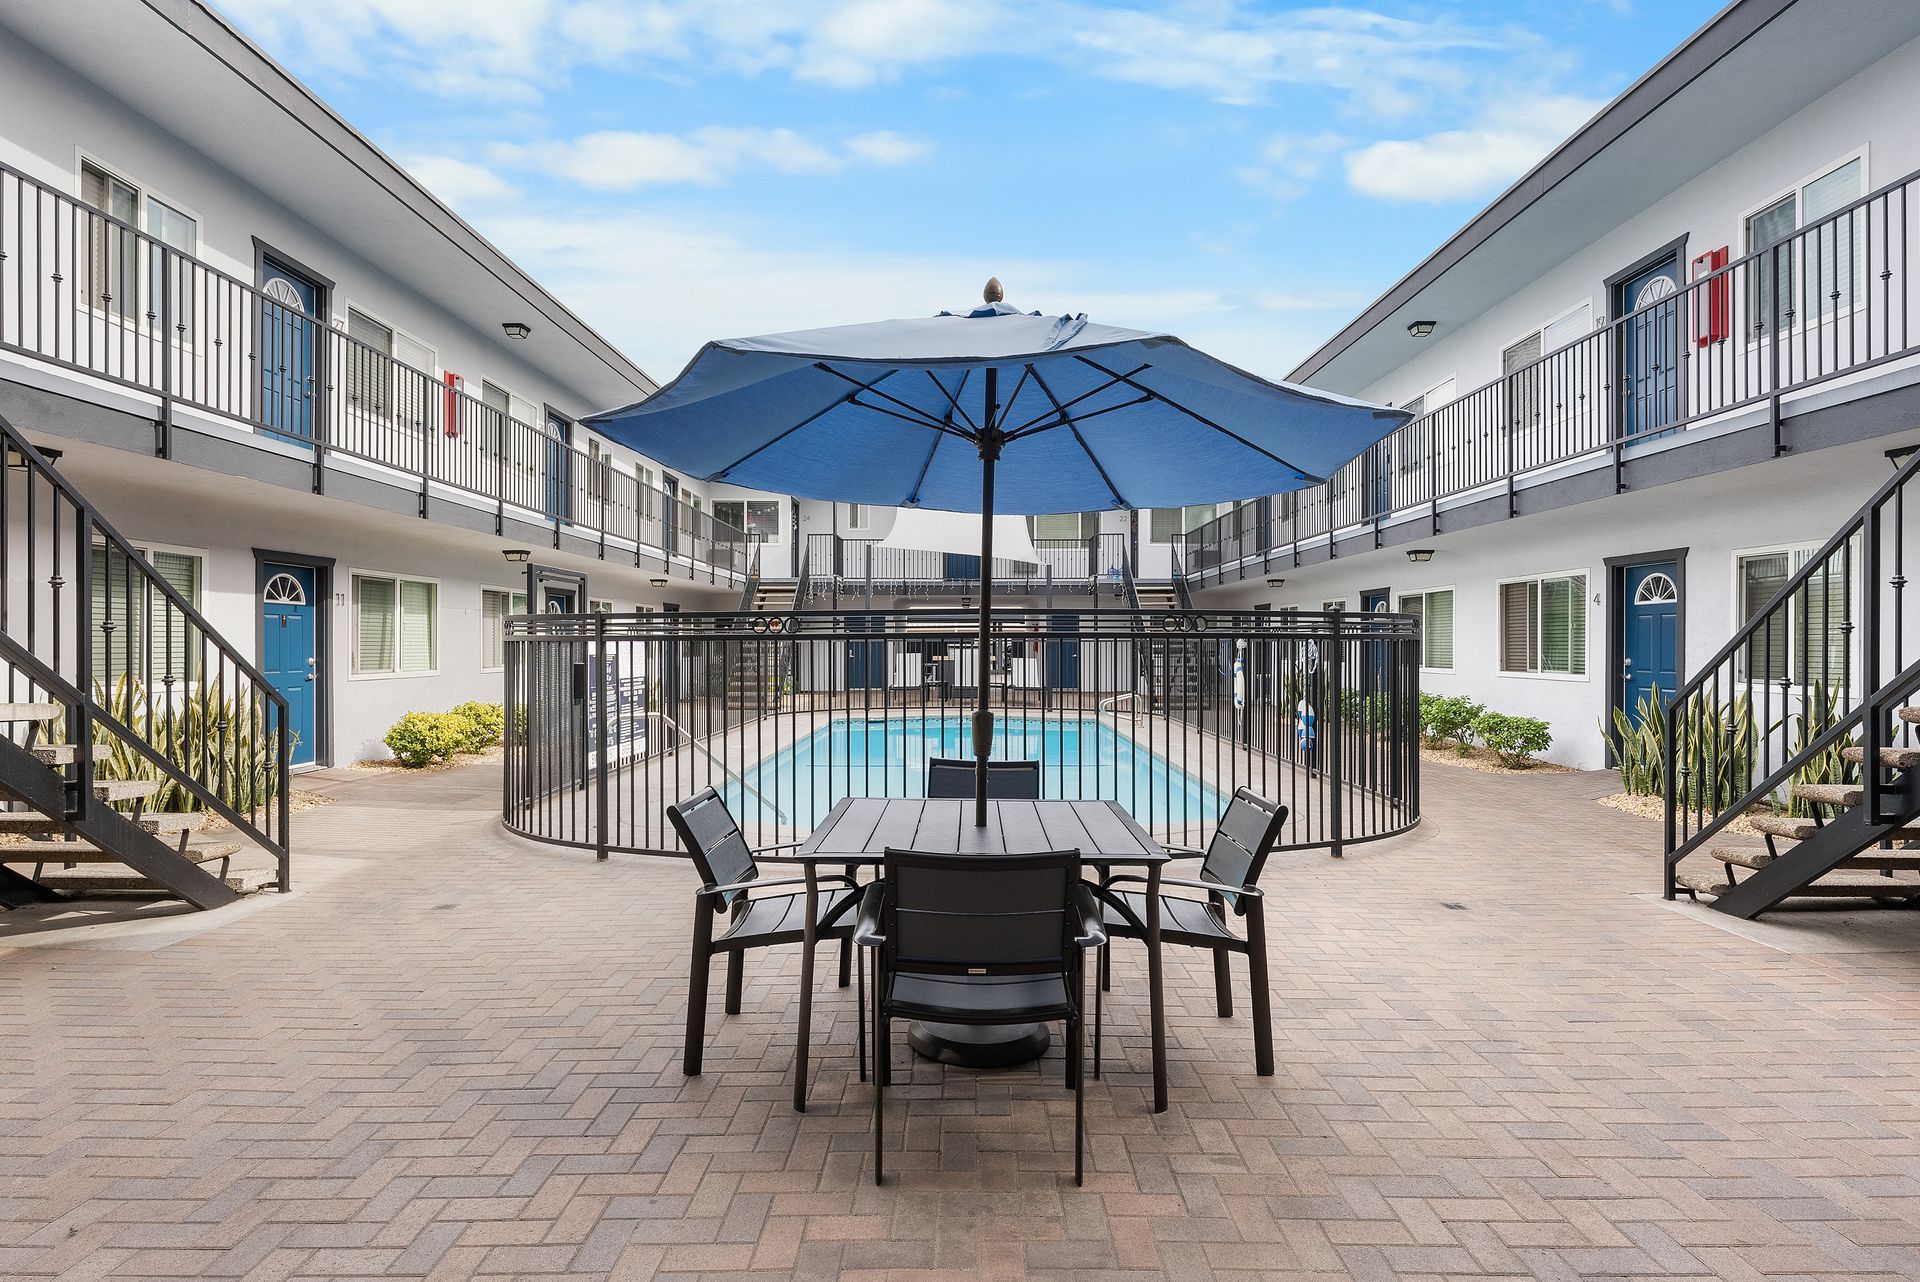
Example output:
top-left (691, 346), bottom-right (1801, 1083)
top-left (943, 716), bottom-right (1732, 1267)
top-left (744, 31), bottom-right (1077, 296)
top-left (261, 563), bottom-right (319, 766)
top-left (1617, 559), bottom-right (1680, 728)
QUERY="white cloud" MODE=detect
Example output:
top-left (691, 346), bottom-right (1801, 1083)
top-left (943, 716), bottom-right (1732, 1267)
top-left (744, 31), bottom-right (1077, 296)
top-left (469, 207), bottom-right (1362, 379)
top-left (1343, 94), bottom-right (1604, 203)
top-left (397, 154), bottom-right (519, 206)
top-left (496, 126), bottom-right (931, 190)
top-left (1235, 131), bottom-right (1347, 201)
top-left (845, 130), bottom-right (933, 166)
top-left (222, 0), bottom-right (1542, 120)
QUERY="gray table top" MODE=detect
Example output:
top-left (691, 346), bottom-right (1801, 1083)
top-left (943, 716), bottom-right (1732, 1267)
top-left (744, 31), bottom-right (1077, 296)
top-left (792, 797), bottom-right (1169, 866)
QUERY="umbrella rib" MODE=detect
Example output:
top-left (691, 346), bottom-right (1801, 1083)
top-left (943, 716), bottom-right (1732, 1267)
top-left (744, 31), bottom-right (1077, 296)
top-left (1002, 392), bottom-right (1152, 441)
top-left (713, 368), bottom-right (900, 479)
top-left (1072, 354), bottom-right (1325, 483)
top-left (1024, 363), bottom-right (1131, 510)
top-left (922, 369), bottom-right (980, 434)
top-left (1002, 363), bottom-right (1149, 436)
top-left (992, 363), bottom-right (1035, 433)
top-left (815, 363), bottom-right (972, 437)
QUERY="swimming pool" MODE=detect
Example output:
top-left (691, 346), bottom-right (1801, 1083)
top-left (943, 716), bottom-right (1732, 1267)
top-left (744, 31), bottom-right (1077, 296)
top-left (721, 715), bottom-right (1223, 830)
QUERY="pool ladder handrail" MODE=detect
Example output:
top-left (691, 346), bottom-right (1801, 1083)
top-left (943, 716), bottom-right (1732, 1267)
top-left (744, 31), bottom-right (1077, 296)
top-left (653, 709), bottom-right (789, 824)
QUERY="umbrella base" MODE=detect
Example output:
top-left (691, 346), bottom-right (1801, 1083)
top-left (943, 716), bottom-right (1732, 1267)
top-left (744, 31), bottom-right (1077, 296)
top-left (907, 1021), bottom-right (1050, 1068)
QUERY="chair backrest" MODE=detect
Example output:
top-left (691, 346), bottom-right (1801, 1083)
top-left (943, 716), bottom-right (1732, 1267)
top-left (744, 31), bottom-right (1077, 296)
top-left (925, 757), bottom-right (1042, 800)
top-left (1200, 788), bottom-right (1288, 902)
top-left (880, 848), bottom-right (1079, 977)
top-left (666, 788), bottom-right (757, 906)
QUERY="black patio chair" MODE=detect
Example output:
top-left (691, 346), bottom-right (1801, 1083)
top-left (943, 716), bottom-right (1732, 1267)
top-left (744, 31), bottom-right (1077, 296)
top-left (856, 848), bottom-right (1104, 1185)
top-left (1096, 787), bottom-right (1288, 1076)
top-left (668, 788), bottom-right (863, 1077)
top-left (925, 756), bottom-right (1041, 799)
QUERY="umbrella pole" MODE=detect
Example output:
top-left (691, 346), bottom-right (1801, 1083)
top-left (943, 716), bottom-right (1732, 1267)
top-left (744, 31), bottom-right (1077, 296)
top-left (973, 380), bottom-right (1001, 827)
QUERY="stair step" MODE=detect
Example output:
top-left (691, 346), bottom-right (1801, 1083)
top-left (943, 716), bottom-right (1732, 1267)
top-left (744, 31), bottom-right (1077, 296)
top-left (1841, 745), bottom-right (1920, 768)
top-left (2, 841), bottom-right (241, 867)
top-left (1900, 706), bottom-right (1920, 724)
top-left (28, 863), bottom-right (274, 896)
top-left (1792, 783), bottom-right (1863, 807)
top-left (1751, 814), bottom-right (1817, 840)
top-left (0, 703), bottom-right (60, 723)
top-left (0, 810), bottom-right (206, 837)
top-left (1844, 853), bottom-right (1920, 872)
top-left (1676, 864), bottom-right (1920, 899)
top-left (1710, 847), bottom-right (1776, 870)
top-left (93, 779), bottom-right (163, 803)
top-left (29, 743), bottom-right (80, 766)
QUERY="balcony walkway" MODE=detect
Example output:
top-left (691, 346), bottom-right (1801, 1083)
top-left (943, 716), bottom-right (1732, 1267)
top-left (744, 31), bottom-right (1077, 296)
top-left (3, 759), bottom-right (1920, 1279)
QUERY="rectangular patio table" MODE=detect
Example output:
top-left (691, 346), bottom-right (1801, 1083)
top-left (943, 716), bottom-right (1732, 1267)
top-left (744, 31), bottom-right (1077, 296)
top-left (789, 797), bottom-right (1171, 1113)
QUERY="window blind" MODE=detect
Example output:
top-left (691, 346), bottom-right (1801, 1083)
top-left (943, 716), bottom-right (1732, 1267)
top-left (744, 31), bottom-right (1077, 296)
top-left (1425, 589), bottom-right (1455, 670)
top-left (1540, 575), bottom-right (1585, 674)
top-left (1740, 553), bottom-right (1790, 682)
top-left (398, 580), bottom-right (435, 672)
top-left (1802, 158), bottom-right (1862, 317)
top-left (481, 589), bottom-right (507, 670)
top-left (355, 576), bottom-right (395, 674)
top-left (1400, 595), bottom-right (1423, 666)
top-left (1499, 582), bottom-right (1534, 672)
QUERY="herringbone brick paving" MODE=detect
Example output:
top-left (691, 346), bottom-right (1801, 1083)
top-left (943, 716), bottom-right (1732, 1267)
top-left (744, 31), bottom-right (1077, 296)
top-left (3, 759), bottom-right (1920, 1280)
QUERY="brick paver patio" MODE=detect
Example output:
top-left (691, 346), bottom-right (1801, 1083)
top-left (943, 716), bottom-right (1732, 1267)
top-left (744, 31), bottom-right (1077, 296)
top-left (3, 759), bottom-right (1920, 1280)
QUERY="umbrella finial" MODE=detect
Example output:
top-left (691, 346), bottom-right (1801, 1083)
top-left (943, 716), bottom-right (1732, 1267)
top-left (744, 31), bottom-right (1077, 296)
top-left (983, 276), bottom-right (1004, 304)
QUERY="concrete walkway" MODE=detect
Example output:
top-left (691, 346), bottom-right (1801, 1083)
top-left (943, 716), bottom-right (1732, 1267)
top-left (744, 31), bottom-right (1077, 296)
top-left (2, 757), bottom-right (1918, 1280)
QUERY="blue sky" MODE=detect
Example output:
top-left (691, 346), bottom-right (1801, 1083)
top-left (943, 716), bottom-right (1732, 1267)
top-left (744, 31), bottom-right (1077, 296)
top-left (220, 0), bottom-right (1721, 383)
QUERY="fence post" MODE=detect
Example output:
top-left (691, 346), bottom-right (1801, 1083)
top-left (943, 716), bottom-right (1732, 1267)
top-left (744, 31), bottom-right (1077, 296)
top-left (594, 609), bottom-right (610, 861)
top-left (1326, 605), bottom-right (1344, 859)
top-left (155, 250), bottom-right (173, 459)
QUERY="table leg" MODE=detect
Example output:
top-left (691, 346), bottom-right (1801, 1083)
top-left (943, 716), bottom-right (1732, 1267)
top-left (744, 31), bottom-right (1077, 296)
top-left (795, 864), bottom-right (817, 1113)
top-left (1147, 861), bottom-right (1167, 1113)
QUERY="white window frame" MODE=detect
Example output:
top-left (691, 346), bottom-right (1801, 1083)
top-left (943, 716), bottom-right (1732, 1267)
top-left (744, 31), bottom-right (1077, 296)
top-left (1739, 146), bottom-right (1869, 338)
top-left (351, 570), bottom-right (440, 679)
top-left (1495, 568), bottom-right (1590, 681)
top-left (90, 539), bottom-right (208, 684)
top-left (1150, 504), bottom-right (1217, 544)
top-left (480, 585), bottom-right (529, 673)
top-left (1398, 585), bottom-right (1455, 672)
top-left (1730, 541), bottom-right (1855, 691)
top-left (73, 151), bottom-right (203, 340)
top-left (1321, 597), bottom-right (1344, 612)
top-left (844, 503), bottom-right (872, 532)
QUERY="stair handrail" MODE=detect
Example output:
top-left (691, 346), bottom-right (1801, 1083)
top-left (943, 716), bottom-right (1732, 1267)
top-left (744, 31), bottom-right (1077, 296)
top-left (1662, 445), bottom-right (1920, 884)
top-left (0, 415), bottom-right (291, 865)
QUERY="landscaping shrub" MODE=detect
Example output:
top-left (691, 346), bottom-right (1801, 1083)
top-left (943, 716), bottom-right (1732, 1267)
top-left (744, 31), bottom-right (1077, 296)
top-left (89, 674), bottom-right (285, 812)
top-left (452, 700), bottom-right (505, 751)
top-left (1470, 711), bottom-right (1552, 767)
top-left (384, 711), bottom-right (469, 767)
top-left (1604, 688), bottom-right (1667, 797)
top-left (1418, 693), bottom-right (1484, 750)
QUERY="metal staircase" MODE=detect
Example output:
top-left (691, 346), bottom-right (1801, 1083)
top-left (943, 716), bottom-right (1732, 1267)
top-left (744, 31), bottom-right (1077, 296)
top-left (0, 411), bottom-right (291, 911)
top-left (1664, 446), bottom-right (1920, 917)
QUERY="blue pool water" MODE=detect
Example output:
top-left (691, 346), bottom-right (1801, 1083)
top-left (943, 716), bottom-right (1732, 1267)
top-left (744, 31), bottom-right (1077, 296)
top-left (722, 715), bottom-right (1223, 830)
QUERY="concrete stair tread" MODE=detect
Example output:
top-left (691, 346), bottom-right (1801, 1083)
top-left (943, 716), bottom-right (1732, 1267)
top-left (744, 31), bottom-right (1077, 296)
top-left (0, 703), bottom-right (61, 723)
top-left (3, 841), bottom-right (242, 867)
top-left (0, 810), bottom-right (207, 836)
top-left (1841, 745), bottom-right (1920, 768)
top-left (1899, 705), bottom-right (1920, 724)
top-left (1791, 783), bottom-right (1863, 807)
top-left (31, 864), bottom-right (275, 896)
top-left (1750, 815), bottom-right (1817, 840)
top-left (1710, 846), bottom-right (1920, 873)
top-left (29, 743), bottom-right (80, 766)
top-left (1676, 863), bottom-right (1920, 898)
top-left (93, 779), bottom-right (163, 803)
top-left (1710, 847), bottom-right (1777, 870)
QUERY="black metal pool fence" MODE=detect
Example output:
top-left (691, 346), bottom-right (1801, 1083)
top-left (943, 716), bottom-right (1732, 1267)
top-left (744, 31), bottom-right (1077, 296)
top-left (503, 608), bottom-right (1421, 858)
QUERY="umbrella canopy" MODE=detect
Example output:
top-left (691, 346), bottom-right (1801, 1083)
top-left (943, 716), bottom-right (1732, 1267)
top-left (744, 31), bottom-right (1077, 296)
top-left (587, 298), bottom-right (1409, 515)
top-left (585, 286), bottom-right (1410, 824)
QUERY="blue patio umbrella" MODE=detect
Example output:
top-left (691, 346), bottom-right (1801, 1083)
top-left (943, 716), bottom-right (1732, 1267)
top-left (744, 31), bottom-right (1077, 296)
top-left (586, 281), bottom-right (1410, 824)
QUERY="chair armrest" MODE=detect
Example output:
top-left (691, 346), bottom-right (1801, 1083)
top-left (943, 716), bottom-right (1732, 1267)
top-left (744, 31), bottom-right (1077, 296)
top-left (854, 882), bottom-right (887, 948)
top-left (1073, 883), bottom-right (1107, 949)
top-left (698, 873), bottom-right (858, 900)
top-left (1101, 872), bottom-right (1260, 914)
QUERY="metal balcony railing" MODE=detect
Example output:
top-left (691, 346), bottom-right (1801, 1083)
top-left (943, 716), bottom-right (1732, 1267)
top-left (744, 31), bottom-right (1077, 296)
top-left (1181, 165), bottom-right (1920, 581)
top-left (801, 532), bottom-right (1130, 602)
top-left (0, 161), bottom-right (750, 582)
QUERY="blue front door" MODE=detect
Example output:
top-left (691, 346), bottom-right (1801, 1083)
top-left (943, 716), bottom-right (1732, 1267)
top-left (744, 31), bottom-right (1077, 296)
top-left (1621, 561), bottom-right (1680, 725)
top-left (261, 564), bottom-right (318, 766)
top-left (1616, 255), bottom-right (1682, 439)
top-left (846, 615), bottom-right (884, 689)
top-left (259, 258), bottom-right (320, 445)
top-left (1046, 614), bottom-right (1080, 689)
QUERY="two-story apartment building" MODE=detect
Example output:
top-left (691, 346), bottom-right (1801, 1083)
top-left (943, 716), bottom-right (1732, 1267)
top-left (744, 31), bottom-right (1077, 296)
top-left (1180, 0), bottom-right (1920, 769)
top-left (0, 0), bottom-right (802, 764)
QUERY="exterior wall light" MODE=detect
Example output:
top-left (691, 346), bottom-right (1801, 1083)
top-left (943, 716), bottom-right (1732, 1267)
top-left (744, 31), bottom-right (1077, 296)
top-left (1266, 578), bottom-right (1285, 588)
top-left (649, 577), bottom-right (669, 587)
top-left (1406, 320), bottom-right (1436, 338)
top-left (502, 322), bottom-right (532, 341)
top-left (1406, 549), bottom-right (1435, 563)
top-left (502, 548), bottom-right (531, 564)
top-left (5, 444), bottom-right (62, 469)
